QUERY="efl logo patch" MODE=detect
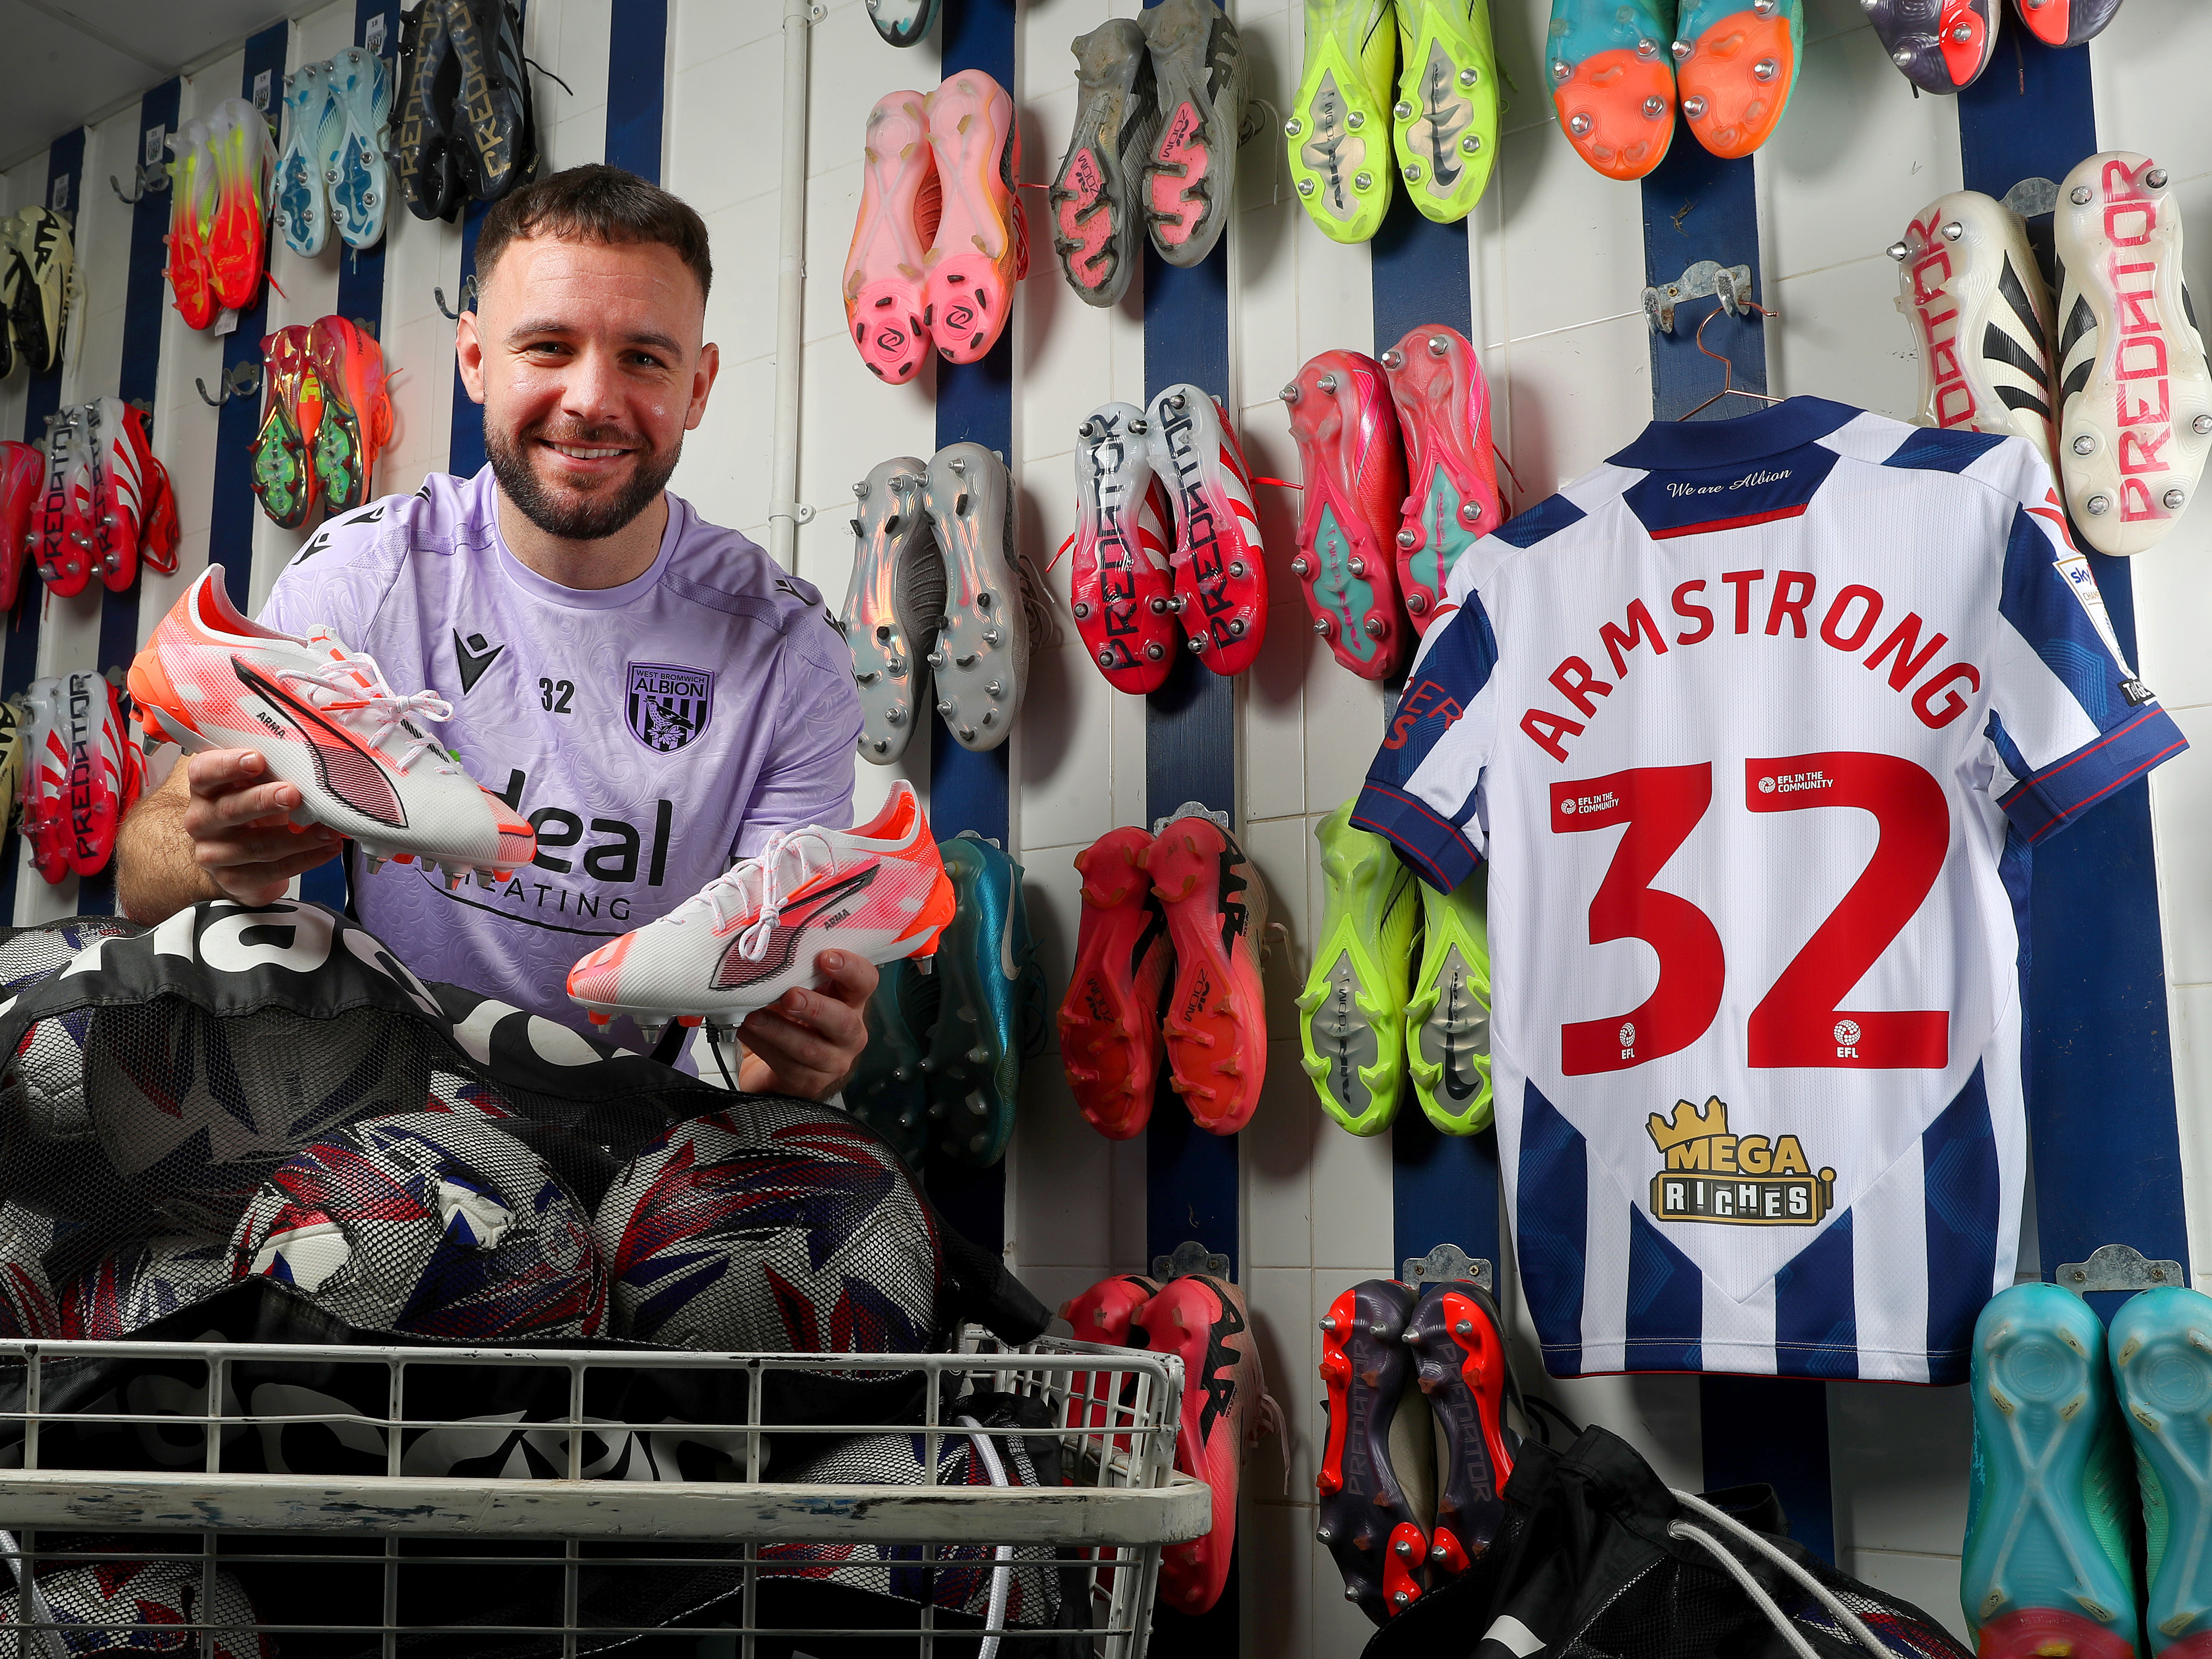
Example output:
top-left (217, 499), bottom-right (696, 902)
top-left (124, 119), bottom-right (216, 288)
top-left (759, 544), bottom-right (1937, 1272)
top-left (625, 662), bottom-right (715, 754)
top-left (1646, 1096), bottom-right (1835, 1227)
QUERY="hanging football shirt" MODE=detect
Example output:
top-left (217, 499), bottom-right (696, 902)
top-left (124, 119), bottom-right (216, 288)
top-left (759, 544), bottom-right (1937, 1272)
top-left (261, 467), bottom-right (862, 1046)
top-left (1354, 397), bottom-right (2185, 1384)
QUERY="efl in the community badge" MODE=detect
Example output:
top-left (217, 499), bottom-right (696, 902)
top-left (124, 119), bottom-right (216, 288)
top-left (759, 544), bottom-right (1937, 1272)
top-left (625, 662), bottom-right (715, 753)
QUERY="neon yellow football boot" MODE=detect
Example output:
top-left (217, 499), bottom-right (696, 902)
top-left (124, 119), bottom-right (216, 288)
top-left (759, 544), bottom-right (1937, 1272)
top-left (1407, 865), bottom-right (1492, 1134)
top-left (1392, 0), bottom-right (1500, 222)
top-left (1286, 0), bottom-right (1398, 244)
top-left (1298, 801), bottom-right (1421, 1136)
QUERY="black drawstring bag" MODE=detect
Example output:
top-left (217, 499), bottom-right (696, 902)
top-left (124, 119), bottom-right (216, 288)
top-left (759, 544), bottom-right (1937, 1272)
top-left (1363, 1425), bottom-right (1970, 1659)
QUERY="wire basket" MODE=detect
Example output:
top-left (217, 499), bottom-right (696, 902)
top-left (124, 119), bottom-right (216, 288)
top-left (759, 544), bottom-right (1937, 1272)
top-left (0, 1327), bottom-right (1207, 1658)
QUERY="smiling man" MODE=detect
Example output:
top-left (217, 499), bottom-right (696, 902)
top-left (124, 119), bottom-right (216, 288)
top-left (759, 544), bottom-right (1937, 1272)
top-left (116, 166), bottom-right (870, 1098)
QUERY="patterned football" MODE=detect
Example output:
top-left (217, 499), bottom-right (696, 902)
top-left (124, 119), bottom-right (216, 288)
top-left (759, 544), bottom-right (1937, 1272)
top-left (227, 1112), bottom-right (605, 1338)
top-left (591, 1102), bottom-right (940, 1351)
top-left (56, 1233), bottom-right (231, 1340)
top-left (0, 1202), bottom-right (56, 1338)
top-left (4, 1546), bottom-right (270, 1657)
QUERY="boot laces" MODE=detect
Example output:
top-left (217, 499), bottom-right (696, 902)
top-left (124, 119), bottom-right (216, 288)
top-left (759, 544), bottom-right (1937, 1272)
top-left (276, 652), bottom-right (455, 773)
top-left (675, 827), bottom-right (840, 956)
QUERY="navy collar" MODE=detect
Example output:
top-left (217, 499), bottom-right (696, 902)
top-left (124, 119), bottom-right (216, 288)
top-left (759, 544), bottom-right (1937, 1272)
top-left (1607, 396), bottom-right (1861, 472)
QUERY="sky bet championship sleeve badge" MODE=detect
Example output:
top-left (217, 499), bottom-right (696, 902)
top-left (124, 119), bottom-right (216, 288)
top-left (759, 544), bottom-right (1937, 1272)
top-left (625, 663), bottom-right (715, 753)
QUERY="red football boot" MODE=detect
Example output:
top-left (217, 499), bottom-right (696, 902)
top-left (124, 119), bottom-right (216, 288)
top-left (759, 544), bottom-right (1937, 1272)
top-left (1382, 325), bottom-right (1502, 633)
top-left (1058, 1272), bottom-right (1163, 1436)
top-left (1135, 1273), bottom-right (1279, 1618)
top-left (1405, 1278), bottom-right (1519, 1582)
top-left (1141, 812), bottom-right (1270, 1135)
top-left (1284, 349), bottom-right (1411, 680)
top-left (32, 407), bottom-right (93, 598)
top-left (1059, 827), bottom-right (1174, 1139)
top-left (1071, 405), bottom-right (1181, 693)
top-left (1319, 1278), bottom-right (1436, 1622)
top-left (0, 441), bottom-right (40, 610)
top-left (140, 454), bottom-right (181, 575)
top-left (1147, 383), bottom-right (1269, 675)
top-left (88, 398), bottom-right (156, 592)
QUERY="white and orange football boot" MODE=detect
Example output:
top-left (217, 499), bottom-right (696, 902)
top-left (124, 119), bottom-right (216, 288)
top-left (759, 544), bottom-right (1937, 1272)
top-left (566, 780), bottom-right (958, 1045)
top-left (1146, 384), bottom-right (1269, 676)
top-left (127, 565), bottom-right (535, 885)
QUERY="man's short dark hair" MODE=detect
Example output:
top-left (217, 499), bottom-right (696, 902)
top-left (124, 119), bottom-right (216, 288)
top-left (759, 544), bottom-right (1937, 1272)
top-left (475, 164), bottom-right (713, 302)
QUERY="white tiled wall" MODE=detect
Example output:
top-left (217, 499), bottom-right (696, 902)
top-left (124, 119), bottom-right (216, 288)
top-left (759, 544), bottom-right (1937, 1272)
top-left (14, 0), bottom-right (2212, 1650)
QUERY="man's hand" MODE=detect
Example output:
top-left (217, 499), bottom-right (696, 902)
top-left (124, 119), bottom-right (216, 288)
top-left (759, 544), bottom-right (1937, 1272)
top-left (733, 949), bottom-right (878, 1100)
top-left (179, 750), bottom-right (344, 905)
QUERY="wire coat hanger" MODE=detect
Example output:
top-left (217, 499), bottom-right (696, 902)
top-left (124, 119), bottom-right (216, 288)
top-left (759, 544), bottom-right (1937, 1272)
top-left (1678, 299), bottom-right (1784, 420)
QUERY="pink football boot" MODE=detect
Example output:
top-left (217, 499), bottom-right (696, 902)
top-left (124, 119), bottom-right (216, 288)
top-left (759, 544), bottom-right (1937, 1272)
top-left (1383, 326), bottom-right (1502, 633)
top-left (843, 91), bottom-right (942, 385)
top-left (1284, 350), bottom-right (1411, 680)
top-left (923, 70), bottom-right (1028, 365)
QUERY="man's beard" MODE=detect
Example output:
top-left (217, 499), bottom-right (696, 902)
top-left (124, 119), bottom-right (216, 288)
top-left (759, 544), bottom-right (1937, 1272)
top-left (486, 421), bottom-right (681, 542)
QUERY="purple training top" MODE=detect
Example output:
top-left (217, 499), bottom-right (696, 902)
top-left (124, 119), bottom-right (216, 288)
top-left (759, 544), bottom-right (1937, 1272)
top-left (260, 467), bottom-right (862, 1044)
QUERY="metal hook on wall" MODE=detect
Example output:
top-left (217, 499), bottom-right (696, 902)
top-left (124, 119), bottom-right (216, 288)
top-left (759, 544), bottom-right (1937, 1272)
top-left (433, 275), bottom-right (479, 321)
top-left (195, 360), bottom-right (263, 409)
top-left (109, 161), bottom-right (169, 207)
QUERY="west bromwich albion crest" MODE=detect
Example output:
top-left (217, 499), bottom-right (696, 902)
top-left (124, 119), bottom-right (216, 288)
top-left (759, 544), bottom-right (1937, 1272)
top-left (625, 662), bottom-right (715, 753)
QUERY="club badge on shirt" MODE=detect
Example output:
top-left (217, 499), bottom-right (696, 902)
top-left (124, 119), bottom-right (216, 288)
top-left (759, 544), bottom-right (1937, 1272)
top-left (625, 662), bottom-right (716, 753)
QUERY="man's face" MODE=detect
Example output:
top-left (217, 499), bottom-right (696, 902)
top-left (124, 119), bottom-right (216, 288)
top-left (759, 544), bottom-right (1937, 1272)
top-left (457, 235), bottom-right (718, 542)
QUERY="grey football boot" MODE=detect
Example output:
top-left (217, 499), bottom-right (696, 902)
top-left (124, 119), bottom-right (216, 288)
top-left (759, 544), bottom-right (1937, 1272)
top-left (923, 443), bottom-right (1030, 753)
top-left (839, 457), bottom-right (942, 765)
top-left (1140, 0), bottom-right (1259, 268)
top-left (1048, 19), bottom-right (1161, 308)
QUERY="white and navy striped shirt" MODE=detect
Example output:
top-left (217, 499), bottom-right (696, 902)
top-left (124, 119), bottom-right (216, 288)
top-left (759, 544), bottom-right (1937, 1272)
top-left (1355, 398), bottom-right (2185, 1384)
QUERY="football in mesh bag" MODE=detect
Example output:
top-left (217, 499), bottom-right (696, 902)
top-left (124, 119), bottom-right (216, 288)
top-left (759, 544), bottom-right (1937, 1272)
top-left (6, 1548), bottom-right (270, 1657)
top-left (56, 1233), bottom-right (230, 1340)
top-left (592, 1104), bottom-right (940, 1351)
top-left (227, 1111), bottom-right (605, 1338)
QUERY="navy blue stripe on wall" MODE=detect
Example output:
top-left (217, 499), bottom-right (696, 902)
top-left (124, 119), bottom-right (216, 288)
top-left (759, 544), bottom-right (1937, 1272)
top-left (921, 0), bottom-right (1017, 1260)
top-left (1370, 200), bottom-right (1504, 1285)
top-left (1637, 125), bottom-right (1831, 1561)
top-left (604, 0), bottom-right (668, 183)
top-left (303, 0), bottom-right (406, 920)
top-left (1640, 132), bottom-right (1765, 422)
top-left (1140, 247), bottom-right (1239, 1291)
top-left (1955, 36), bottom-right (2188, 1307)
top-left (1140, 2), bottom-right (1238, 1651)
top-left (447, 0), bottom-right (532, 484)
top-left (2, 128), bottom-right (87, 924)
top-left (209, 25), bottom-right (295, 619)
top-left (334, 1), bottom-right (404, 333)
top-left (77, 80), bottom-right (184, 919)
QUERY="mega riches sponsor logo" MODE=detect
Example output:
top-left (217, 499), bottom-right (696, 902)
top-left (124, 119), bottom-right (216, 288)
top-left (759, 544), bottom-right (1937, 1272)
top-left (1646, 1096), bottom-right (1835, 1226)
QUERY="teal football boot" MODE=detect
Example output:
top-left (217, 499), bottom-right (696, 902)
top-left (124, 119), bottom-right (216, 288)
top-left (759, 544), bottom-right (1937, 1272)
top-left (844, 956), bottom-right (939, 1169)
top-left (927, 833), bottom-right (1048, 1168)
top-left (1545, 0), bottom-right (1677, 181)
top-left (1963, 1282), bottom-right (2139, 1659)
top-left (2113, 1287), bottom-right (2212, 1659)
